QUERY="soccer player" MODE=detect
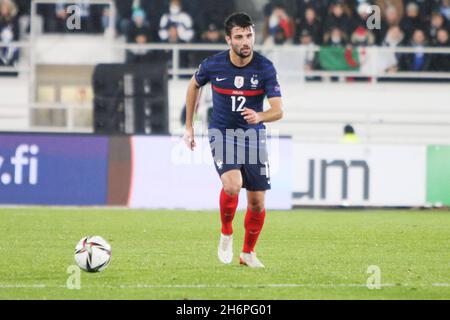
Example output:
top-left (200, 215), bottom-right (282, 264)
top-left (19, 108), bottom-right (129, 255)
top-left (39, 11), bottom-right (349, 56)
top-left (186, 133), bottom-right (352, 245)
top-left (184, 13), bottom-right (283, 268)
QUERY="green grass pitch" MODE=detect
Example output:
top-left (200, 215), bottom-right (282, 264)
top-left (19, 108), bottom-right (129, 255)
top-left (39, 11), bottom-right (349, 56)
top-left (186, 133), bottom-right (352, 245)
top-left (0, 208), bottom-right (449, 300)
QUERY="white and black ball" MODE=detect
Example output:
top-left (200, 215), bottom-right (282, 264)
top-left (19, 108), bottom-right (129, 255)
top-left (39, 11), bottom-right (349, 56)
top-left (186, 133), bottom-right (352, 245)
top-left (74, 236), bottom-right (112, 272)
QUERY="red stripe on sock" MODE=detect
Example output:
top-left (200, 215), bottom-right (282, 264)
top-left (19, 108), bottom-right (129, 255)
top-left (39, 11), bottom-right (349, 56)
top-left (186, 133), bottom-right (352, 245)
top-left (220, 188), bottom-right (239, 235)
top-left (243, 208), bottom-right (266, 253)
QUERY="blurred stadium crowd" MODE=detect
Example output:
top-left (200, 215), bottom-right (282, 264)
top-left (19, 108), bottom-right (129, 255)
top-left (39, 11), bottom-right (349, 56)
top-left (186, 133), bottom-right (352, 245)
top-left (0, 0), bottom-right (449, 71)
top-left (263, 0), bottom-right (450, 72)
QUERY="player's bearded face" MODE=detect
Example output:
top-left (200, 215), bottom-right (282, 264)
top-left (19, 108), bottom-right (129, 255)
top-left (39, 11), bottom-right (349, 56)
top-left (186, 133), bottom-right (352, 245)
top-left (227, 26), bottom-right (255, 58)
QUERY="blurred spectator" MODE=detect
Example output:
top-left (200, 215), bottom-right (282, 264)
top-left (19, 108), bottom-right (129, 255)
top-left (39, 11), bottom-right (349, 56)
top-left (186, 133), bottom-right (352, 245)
top-left (378, 5), bottom-right (402, 45)
top-left (158, 0), bottom-right (194, 43)
top-left (191, 0), bottom-right (234, 43)
top-left (440, 0), bottom-right (450, 21)
top-left (324, 1), bottom-right (351, 40)
top-left (382, 25), bottom-right (406, 49)
top-left (430, 28), bottom-right (450, 71)
top-left (437, 27), bottom-right (450, 45)
top-left (295, 6), bottom-right (322, 45)
top-left (54, 2), bottom-right (68, 31)
top-left (127, 8), bottom-right (151, 42)
top-left (263, 0), bottom-right (292, 41)
top-left (339, 0), bottom-right (365, 17)
top-left (263, 2), bottom-right (294, 45)
top-left (384, 5), bottom-right (402, 27)
top-left (0, 0), bottom-right (19, 67)
top-left (158, 0), bottom-right (194, 70)
top-left (380, 25), bottom-right (405, 73)
top-left (299, 29), bottom-right (320, 74)
top-left (324, 27), bottom-right (348, 46)
top-left (15, 0), bottom-right (29, 15)
top-left (340, 124), bottom-right (360, 144)
top-left (15, 0), bottom-right (31, 36)
top-left (267, 25), bottom-right (287, 45)
top-left (429, 11), bottom-right (448, 44)
top-left (350, 25), bottom-right (376, 78)
top-left (126, 8), bottom-right (153, 63)
top-left (95, 0), bottom-right (128, 35)
top-left (293, 0), bottom-right (329, 29)
top-left (350, 26), bottom-right (376, 46)
top-left (44, 1), bottom-right (100, 33)
top-left (375, 0), bottom-right (404, 23)
top-left (350, 2), bottom-right (372, 32)
top-left (409, 0), bottom-right (440, 18)
top-left (191, 22), bottom-right (224, 73)
top-left (42, 2), bottom-right (66, 32)
top-left (350, 2), bottom-right (390, 45)
top-left (114, 0), bottom-right (133, 35)
top-left (138, 0), bottom-right (166, 41)
top-left (400, 29), bottom-right (431, 71)
top-left (74, 1), bottom-right (102, 33)
top-left (200, 23), bottom-right (223, 44)
top-left (400, 2), bottom-right (426, 41)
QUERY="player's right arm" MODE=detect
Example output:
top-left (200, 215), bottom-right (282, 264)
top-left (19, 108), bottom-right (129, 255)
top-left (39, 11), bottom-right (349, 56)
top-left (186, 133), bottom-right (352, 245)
top-left (184, 60), bottom-right (210, 150)
top-left (183, 76), bottom-right (201, 150)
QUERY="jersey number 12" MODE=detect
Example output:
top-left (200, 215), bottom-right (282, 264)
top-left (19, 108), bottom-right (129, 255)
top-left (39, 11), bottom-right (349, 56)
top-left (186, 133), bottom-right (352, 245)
top-left (231, 96), bottom-right (246, 112)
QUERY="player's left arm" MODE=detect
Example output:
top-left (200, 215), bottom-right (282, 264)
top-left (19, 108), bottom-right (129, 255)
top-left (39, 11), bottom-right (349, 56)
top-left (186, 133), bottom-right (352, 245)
top-left (241, 97), bottom-right (283, 125)
top-left (242, 62), bottom-right (283, 125)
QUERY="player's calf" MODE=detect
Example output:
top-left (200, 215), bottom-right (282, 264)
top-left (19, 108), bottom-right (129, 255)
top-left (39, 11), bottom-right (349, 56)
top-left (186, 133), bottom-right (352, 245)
top-left (243, 207), bottom-right (266, 254)
top-left (220, 188), bottom-right (239, 235)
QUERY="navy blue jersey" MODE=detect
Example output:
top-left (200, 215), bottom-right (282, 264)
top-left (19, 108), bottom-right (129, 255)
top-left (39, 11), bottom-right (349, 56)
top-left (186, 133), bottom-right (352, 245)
top-left (194, 50), bottom-right (281, 130)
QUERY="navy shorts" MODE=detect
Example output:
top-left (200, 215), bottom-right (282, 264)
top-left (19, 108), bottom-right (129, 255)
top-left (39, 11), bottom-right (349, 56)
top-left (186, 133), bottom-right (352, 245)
top-left (208, 128), bottom-right (271, 191)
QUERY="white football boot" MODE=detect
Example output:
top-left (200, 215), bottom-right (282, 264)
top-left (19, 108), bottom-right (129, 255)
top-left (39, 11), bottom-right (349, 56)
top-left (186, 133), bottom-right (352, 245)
top-left (218, 234), bottom-right (233, 264)
top-left (239, 252), bottom-right (265, 268)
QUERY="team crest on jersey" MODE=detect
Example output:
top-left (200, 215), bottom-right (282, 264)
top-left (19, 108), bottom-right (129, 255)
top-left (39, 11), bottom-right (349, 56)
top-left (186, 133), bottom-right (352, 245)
top-left (234, 76), bottom-right (244, 89)
top-left (250, 76), bottom-right (259, 88)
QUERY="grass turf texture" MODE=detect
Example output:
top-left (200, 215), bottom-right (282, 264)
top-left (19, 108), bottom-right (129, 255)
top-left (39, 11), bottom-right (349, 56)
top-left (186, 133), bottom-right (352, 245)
top-left (0, 208), bottom-right (449, 300)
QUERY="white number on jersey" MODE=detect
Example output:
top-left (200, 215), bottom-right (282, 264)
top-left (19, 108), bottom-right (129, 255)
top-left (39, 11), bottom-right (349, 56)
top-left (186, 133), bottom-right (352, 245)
top-left (231, 96), bottom-right (246, 112)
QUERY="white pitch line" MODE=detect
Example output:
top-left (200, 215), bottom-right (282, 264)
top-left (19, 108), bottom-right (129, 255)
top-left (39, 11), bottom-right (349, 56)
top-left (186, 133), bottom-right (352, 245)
top-left (0, 283), bottom-right (383, 289)
top-left (120, 283), bottom-right (398, 289)
top-left (4, 283), bottom-right (449, 289)
top-left (432, 283), bottom-right (450, 287)
top-left (0, 284), bottom-right (48, 288)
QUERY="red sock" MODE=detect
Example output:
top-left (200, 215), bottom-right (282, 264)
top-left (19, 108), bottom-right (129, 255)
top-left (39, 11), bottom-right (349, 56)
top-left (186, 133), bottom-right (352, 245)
top-left (219, 188), bottom-right (238, 235)
top-left (243, 208), bottom-right (266, 253)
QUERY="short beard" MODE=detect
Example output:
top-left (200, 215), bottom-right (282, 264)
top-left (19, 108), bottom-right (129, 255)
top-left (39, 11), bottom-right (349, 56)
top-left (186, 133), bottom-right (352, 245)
top-left (234, 47), bottom-right (251, 58)
top-left (238, 52), bottom-right (250, 58)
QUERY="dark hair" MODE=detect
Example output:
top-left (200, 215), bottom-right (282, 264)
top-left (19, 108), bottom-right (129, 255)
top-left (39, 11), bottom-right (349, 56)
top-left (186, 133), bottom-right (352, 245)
top-left (344, 124), bottom-right (355, 134)
top-left (224, 12), bottom-right (254, 36)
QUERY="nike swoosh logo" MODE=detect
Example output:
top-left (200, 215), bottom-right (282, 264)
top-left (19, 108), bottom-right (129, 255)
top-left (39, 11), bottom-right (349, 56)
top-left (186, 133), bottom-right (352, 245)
top-left (216, 78), bottom-right (227, 81)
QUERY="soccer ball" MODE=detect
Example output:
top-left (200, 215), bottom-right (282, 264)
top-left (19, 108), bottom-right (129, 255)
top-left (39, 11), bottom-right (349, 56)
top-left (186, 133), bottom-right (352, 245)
top-left (74, 236), bottom-right (112, 272)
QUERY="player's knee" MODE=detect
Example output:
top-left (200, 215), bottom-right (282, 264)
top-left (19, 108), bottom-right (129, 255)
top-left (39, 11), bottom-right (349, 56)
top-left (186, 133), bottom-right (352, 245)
top-left (223, 184), bottom-right (241, 196)
top-left (248, 201), bottom-right (264, 213)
